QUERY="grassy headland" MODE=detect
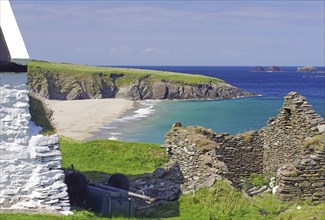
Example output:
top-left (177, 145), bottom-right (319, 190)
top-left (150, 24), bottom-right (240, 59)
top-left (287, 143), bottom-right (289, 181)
top-left (28, 60), bottom-right (252, 100)
top-left (28, 60), bottom-right (224, 86)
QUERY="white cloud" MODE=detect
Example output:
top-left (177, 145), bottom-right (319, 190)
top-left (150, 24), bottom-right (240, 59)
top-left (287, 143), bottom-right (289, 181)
top-left (140, 47), bottom-right (172, 56)
top-left (141, 48), bottom-right (155, 55)
top-left (110, 47), bottom-right (132, 56)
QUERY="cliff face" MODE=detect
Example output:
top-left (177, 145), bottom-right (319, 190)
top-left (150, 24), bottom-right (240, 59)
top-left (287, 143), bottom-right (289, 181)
top-left (27, 62), bottom-right (253, 100)
top-left (119, 78), bottom-right (250, 100)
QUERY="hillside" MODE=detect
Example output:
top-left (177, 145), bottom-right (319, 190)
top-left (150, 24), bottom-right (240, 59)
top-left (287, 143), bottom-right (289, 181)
top-left (28, 60), bottom-right (254, 100)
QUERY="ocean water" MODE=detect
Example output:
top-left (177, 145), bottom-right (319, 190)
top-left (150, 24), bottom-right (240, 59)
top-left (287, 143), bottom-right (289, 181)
top-left (94, 66), bottom-right (325, 144)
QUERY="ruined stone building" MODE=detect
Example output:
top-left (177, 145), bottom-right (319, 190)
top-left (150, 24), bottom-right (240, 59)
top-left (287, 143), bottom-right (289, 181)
top-left (163, 92), bottom-right (325, 202)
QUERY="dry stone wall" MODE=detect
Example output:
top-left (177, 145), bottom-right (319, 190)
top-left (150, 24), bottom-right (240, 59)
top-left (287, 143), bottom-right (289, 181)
top-left (276, 137), bottom-right (325, 202)
top-left (163, 126), bottom-right (264, 191)
top-left (262, 92), bottom-right (325, 173)
top-left (217, 131), bottom-right (264, 184)
top-left (163, 126), bottom-right (227, 192)
top-left (0, 73), bottom-right (70, 213)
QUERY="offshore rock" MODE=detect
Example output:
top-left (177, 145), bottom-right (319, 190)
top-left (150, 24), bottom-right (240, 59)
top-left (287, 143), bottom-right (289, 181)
top-left (297, 66), bottom-right (325, 73)
top-left (266, 66), bottom-right (282, 72)
top-left (250, 66), bottom-right (265, 72)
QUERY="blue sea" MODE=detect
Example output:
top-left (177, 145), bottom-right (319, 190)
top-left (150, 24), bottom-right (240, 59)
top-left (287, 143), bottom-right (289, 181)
top-left (93, 66), bottom-right (325, 144)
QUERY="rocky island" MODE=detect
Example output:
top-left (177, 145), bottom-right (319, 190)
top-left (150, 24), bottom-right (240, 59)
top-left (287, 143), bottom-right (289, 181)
top-left (297, 66), bottom-right (325, 73)
top-left (265, 65), bottom-right (282, 72)
top-left (251, 65), bottom-right (284, 72)
top-left (250, 66), bottom-right (265, 72)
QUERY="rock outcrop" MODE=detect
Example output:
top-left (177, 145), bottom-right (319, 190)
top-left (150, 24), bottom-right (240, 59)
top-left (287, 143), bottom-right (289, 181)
top-left (162, 92), bottom-right (325, 201)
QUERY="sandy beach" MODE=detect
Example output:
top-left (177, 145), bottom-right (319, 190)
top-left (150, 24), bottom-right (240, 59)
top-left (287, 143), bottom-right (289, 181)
top-left (43, 98), bottom-right (134, 141)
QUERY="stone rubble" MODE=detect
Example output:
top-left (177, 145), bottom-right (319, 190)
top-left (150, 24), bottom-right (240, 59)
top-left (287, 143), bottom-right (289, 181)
top-left (130, 163), bottom-right (183, 210)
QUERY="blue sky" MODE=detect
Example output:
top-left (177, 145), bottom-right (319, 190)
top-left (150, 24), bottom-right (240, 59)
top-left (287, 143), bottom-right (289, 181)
top-left (11, 0), bottom-right (325, 66)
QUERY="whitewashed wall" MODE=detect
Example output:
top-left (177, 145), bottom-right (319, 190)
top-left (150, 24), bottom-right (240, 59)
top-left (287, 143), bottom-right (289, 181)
top-left (0, 73), bottom-right (70, 213)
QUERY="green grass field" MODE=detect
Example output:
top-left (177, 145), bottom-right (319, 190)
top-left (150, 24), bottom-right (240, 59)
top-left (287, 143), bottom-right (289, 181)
top-left (59, 137), bottom-right (167, 182)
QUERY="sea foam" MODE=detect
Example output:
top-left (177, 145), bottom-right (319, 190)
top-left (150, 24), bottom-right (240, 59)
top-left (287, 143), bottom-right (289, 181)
top-left (116, 100), bottom-right (159, 122)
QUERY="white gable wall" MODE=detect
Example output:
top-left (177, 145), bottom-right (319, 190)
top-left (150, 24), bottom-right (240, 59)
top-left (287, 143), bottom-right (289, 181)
top-left (0, 0), bottom-right (29, 65)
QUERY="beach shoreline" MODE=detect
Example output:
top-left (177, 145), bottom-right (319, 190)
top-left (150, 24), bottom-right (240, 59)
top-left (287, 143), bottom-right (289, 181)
top-left (43, 98), bottom-right (135, 141)
top-left (87, 99), bottom-right (160, 141)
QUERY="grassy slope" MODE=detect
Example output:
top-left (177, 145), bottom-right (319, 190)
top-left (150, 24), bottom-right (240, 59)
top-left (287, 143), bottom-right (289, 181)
top-left (59, 137), bottom-right (167, 182)
top-left (28, 60), bottom-right (224, 86)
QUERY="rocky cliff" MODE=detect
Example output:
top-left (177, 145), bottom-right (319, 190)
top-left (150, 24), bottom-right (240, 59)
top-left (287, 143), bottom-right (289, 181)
top-left (27, 60), bottom-right (254, 100)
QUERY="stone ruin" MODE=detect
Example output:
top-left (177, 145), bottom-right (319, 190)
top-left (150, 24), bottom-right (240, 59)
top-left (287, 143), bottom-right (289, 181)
top-left (162, 92), bottom-right (325, 202)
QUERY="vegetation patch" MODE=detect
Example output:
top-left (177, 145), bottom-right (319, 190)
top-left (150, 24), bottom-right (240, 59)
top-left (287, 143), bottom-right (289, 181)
top-left (239, 131), bottom-right (255, 143)
top-left (249, 173), bottom-right (273, 188)
top-left (303, 133), bottom-right (325, 151)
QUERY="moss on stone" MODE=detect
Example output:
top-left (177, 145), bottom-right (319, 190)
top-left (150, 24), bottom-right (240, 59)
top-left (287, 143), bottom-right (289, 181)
top-left (303, 134), bottom-right (325, 152)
